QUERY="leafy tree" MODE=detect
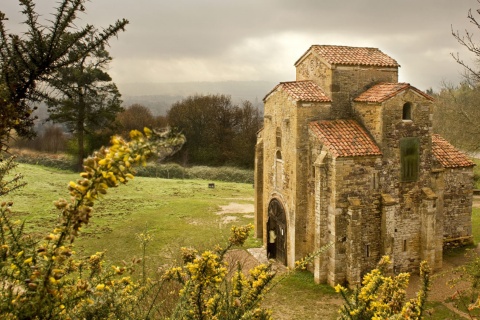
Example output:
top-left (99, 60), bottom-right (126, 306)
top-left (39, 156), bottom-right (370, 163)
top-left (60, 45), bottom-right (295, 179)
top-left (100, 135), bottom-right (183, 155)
top-left (232, 100), bottom-right (262, 168)
top-left (0, 0), bottom-right (128, 153)
top-left (116, 104), bottom-right (164, 138)
top-left (433, 82), bottom-right (480, 153)
top-left (46, 42), bottom-right (123, 169)
top-left (167, 94), bottom-right (262, 168)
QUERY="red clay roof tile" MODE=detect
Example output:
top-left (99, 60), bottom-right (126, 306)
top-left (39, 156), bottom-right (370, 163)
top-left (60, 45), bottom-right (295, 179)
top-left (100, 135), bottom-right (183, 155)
top-left (432, 134), bottom-right (475, 168)
top-left (354, 82), bottom-right (434, 103)
top-left (309, 119), bottom-right (382, 157)
top-left (264, 80), bottom-right (331, 103)
top-left (296, 45), bottom-right (399, 68)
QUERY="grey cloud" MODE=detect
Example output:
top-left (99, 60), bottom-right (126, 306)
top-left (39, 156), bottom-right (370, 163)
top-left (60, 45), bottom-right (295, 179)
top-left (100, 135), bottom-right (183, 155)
top-left (1, 0), bottom-right (479, 89)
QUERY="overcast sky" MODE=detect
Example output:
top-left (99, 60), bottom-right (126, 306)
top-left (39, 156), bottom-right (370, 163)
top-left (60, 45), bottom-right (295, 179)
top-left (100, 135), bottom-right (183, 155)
top-left (2, 0), bottom-right (479, 94)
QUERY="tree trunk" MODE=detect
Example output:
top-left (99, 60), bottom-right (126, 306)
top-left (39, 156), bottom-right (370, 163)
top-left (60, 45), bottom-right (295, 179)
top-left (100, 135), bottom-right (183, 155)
top-left (76, 93), bottom-right (86, 171)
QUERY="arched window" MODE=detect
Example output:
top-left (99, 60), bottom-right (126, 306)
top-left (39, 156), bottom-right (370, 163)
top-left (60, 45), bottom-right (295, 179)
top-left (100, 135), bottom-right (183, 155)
top-left (402, 102), bottom-right (412, 120)
top-left (276, 150), bottom-right (282, 160)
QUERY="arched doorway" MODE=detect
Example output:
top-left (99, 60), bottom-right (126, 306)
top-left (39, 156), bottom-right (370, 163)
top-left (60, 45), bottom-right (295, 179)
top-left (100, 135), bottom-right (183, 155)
top-left (267, 199), bottom-right (287, 265)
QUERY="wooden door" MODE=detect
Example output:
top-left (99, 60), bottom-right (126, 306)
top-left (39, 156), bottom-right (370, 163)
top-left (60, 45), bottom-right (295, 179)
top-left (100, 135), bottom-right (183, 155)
top-left (267, 199), bottom-right (287, 265)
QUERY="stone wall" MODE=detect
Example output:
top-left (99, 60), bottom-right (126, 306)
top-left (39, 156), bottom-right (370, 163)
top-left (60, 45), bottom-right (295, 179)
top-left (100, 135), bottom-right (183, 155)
top-left (333, 156), bottom-right (382, 285)
top-left (432, 165), bottom-right (474, 243)
top-left (296, 53), bottom-right (333, 97)
top-left (296, 51), bottom-right (398, 119)
top-left (261, 87), bottom-right (331, 267)
top-left (330, 66), bottom-right (397, 118)
top-left (256, 47), bottom-right (473, 287)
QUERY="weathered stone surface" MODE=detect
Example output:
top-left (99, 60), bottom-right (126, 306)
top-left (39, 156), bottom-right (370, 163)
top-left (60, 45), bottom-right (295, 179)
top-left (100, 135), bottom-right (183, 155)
top-left (254, 45), bottom-right (474, 287)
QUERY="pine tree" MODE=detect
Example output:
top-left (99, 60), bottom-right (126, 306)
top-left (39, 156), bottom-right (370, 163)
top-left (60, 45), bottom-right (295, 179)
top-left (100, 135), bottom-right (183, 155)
top-left (0, 0), bottom-right (128, 152)
top-left (46, 41), bottom-right (123, 169)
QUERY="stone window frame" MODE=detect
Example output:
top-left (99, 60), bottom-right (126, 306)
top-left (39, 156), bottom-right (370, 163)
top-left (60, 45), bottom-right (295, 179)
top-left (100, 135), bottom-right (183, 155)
top-left (402, 102), bottom-right (412, 121)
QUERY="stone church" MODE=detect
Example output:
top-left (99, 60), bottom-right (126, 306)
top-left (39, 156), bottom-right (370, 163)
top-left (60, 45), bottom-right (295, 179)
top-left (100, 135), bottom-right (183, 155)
top-left (254, 45), bottom-right (475, 286)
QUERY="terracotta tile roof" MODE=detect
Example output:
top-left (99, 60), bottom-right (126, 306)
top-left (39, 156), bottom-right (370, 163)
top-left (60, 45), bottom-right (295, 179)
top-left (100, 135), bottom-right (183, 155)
top-left (264, 80), bottom-right (331, 103)
top-left (296, 45), bottom-right (399, 68)
top-left (354, 82), bottom-right (434, 103)
top-left (309, 119), bottom-right (382, 157)
top-left (432, 134), bottom-right (475, 168)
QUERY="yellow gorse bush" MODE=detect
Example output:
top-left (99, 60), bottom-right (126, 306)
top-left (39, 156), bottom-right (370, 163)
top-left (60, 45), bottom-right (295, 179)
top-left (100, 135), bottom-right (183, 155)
top-left (0, 128), bottom-right (185, 319)
top-left (0, 128), bottom-right (281, 319)
top-left (165, 224), bottom-right (275, 320)
top-left (336, 256), bottom-right (431, 320)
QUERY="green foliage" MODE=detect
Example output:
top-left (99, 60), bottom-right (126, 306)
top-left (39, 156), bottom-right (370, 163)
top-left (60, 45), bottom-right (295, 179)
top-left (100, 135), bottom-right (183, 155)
top-left (473, 208), bottom-right (480, 245)
top-left (336, 256), bottom-right (431, 320)
top-left (107, 162), bottom-right (255, 183)
top-left (0, 128), bottom-right (185, 318)
top-left (167, 95), bottom-right (262, 168)
top-left (163, 225), bottom-right (274, 320)
top-left (0, 0), bottom-right (128, 152)
top-left (46, 41), bottom-right (125, 170)
top-left (0, 127), bottom-right (281, 319)
top-left (0, 157), bottom-right (26, 196)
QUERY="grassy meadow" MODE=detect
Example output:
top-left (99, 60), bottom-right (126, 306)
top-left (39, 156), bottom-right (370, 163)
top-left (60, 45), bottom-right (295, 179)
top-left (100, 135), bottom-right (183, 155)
top-left (3, 163), bottom-right (480, 319)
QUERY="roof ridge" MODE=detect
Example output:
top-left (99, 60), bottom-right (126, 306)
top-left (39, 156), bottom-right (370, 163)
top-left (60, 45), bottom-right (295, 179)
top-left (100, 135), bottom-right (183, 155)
top-left (354, 82), bottom-right (433, 103)
top-left (295, 45), bottom-right (399, 68)
top-left (264, 80), bottom-right (331, 103)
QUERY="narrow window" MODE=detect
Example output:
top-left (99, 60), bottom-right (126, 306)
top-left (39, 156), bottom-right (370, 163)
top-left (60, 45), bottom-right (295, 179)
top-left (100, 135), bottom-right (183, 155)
top-left (275, 151), bottom-right (283, 189)
top-left (400, 137), bottom-right (419, 182)
top-left (402, 102), bottom-right (412, 120)
top-left (365, 245), bottom-right (370, 258)
top-left (276, 127), bottom-right (282, 148)
top-left (371, 171), bottom-right (379, 190)
top-left (403, 240), bottom-right (407, 252)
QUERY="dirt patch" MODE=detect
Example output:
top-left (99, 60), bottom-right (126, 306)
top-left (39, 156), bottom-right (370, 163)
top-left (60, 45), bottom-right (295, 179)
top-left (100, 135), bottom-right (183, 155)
top-left (216, 202), bottom-right (254, 215)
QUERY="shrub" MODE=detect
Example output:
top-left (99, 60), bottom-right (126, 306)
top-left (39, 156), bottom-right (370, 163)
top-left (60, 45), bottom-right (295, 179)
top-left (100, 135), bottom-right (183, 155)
top-left (134, 163), bottom-right (254, 184)
top-left (0, 128), bottom-right (185, 318)
top-left (336, 256), bottom-right (431, 320)
top-left (0, 129), bottom-right (275, 319)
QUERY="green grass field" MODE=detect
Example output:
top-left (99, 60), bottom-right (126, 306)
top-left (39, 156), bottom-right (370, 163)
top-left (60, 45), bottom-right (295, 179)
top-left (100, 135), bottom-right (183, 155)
top-left (5, 164), bottom-right (259, 265)
top-left (4, 163), bottom-right (480, 319)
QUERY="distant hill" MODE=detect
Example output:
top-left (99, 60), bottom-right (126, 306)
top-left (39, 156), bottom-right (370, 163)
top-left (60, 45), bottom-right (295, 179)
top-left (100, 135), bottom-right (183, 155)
top-left (119, 81), bottom-right (276, 115)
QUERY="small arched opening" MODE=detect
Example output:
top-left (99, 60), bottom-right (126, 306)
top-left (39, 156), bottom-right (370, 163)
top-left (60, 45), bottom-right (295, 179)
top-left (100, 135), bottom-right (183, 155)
top-left (402, 102), bottom-right (412, 120)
